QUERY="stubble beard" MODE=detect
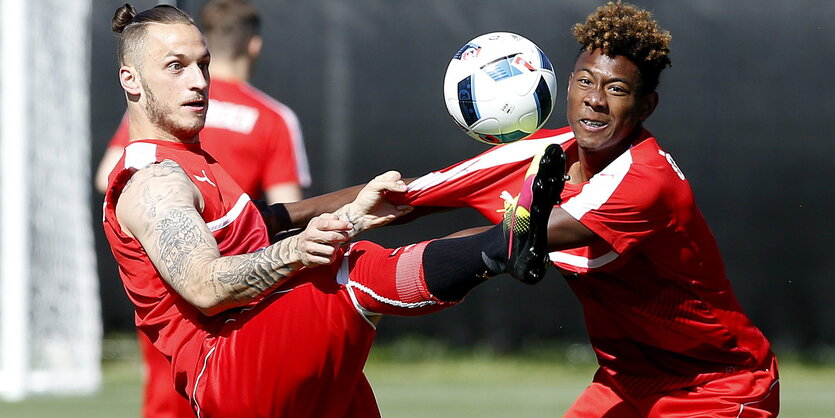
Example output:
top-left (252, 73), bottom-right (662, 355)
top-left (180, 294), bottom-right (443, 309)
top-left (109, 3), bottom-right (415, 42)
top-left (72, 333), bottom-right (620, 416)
top-left (142, 81), bottom-right (205, 140)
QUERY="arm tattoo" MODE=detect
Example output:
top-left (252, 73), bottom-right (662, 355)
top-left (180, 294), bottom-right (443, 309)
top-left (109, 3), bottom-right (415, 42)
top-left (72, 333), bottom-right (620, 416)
top-left (127, 160), bottom-right (305, 309)
top-left (155, 209), bottom-right (212, 292)
top-left (210, 236), bottom-right (302, 305)
top-left (335, 205), bottom-right (363, 238)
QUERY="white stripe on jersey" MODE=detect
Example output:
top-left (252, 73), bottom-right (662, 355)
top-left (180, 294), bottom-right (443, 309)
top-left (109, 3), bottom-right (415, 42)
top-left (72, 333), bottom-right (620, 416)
top-left (205, 99), bottom-right (259, 134)
top-left (124, 142), bottom-right (158, 170)
top-left (407, 131), bottom-right (574, 192)
top-left (549, 250), bottom-right (619, 269)
top-left (206, 193), bottom-right (251, 232)
top-left (561, 149), bottom-right (633, 220)
top-left (550, 145), bottom-right (635, 271)
top-left (241, 83), bottom-right (312, 188)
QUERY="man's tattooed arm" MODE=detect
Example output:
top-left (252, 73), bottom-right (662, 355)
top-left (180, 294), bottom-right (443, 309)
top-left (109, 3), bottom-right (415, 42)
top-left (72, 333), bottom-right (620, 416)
top-left (115, 160), bottom-right (349, 316)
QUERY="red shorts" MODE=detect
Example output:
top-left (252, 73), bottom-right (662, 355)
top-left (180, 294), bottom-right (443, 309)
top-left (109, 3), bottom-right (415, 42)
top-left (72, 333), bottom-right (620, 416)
top-left (566, 354), bottom-right (780, 417)
top-left (187, 262), bottom-right (379, 418)
top-left (174, 239), bottom-right (453, 417)
top-left (137, 331), bottom-right (193, 418)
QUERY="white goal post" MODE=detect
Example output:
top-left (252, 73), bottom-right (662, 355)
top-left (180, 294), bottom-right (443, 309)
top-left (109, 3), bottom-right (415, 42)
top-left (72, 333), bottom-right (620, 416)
top-left (0, 0), bottom-right (101, 401)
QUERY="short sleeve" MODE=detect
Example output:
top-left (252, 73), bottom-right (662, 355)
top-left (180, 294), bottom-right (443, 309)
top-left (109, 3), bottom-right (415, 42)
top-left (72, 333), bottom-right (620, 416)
top-left (261, 107), bottom-right (311, 189)
top-left (562, 160), bottom-right (672, 255)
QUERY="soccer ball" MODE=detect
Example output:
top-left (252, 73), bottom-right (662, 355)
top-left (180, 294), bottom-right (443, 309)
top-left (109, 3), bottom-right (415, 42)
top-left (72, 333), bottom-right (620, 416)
top-left (443, 32), bottom-right (557, 145)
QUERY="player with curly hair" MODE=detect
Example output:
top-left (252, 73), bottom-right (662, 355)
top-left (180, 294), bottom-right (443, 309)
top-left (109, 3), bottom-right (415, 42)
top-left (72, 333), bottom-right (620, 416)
top-left (290, 1), bottom-right (779, 415)
top-left (388, 2), bottom-right (781, 415)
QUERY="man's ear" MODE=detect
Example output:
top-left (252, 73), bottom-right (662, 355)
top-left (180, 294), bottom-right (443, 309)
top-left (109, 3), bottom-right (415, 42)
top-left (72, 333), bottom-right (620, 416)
top-left (119, 66), bottom-right (142, 97)
top-left (640, 91), bottom-right (658, 121)
top-left (248, 35), bottom-right (263, 60)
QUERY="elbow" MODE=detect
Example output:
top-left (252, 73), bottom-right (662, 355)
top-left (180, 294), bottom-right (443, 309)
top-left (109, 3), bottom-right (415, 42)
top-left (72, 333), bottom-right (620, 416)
top-left (197, 304), bottom-right (227, 317)
top-left (182, 290), bottom-right (228, 317)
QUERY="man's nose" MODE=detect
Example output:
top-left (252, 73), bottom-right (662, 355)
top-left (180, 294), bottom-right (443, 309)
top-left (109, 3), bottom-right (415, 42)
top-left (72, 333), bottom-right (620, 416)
top-left (584, 87), bottom-right (607, 111)
top-left (188, 64), bottom-right (208, 90)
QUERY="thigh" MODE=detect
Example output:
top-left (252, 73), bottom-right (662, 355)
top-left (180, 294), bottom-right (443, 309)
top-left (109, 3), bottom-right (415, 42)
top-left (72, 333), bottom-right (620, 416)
top-left (137, 331), bottom-right (194, 418)
top-left (641, 355), bottom-right (780, 418)
top-left (193, 274), bottom-right (377, 417)
top-left (343, 373), bottom-right (382, 418)
top-left (565, 369), bottom-right (642, 418)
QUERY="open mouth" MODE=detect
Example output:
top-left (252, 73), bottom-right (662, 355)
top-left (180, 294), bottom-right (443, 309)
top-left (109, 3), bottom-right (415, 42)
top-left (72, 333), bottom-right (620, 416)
top-left (580, 119), bottom-right (608, 129)
top-left (183, 98), bottom-right (206, 110)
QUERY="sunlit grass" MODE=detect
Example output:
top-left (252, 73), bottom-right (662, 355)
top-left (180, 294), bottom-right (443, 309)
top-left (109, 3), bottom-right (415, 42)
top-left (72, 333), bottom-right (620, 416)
top-left (0, 336), bottom-right (833, 417)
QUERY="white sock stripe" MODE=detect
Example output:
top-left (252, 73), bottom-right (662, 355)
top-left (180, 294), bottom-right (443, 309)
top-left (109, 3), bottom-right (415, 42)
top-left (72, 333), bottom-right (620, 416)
top-left (346, 282), bottom-right (437, 309)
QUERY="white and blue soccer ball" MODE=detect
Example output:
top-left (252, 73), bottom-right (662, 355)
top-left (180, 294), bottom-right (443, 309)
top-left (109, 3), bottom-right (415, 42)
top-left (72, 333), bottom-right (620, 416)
top-left (443, 32), bottom-right (557, 145)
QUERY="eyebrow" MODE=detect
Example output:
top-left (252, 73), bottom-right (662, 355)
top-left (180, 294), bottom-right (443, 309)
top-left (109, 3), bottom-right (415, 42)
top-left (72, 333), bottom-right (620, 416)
top-left (164, 51), bottom-right (211, 60)
top-left (577, 68), bottom-right (634, 86)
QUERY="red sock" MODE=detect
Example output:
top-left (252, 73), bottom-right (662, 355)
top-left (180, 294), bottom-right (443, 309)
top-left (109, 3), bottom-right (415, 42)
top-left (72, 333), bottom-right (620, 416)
top-left (342, 240), bottom-right (455, 316)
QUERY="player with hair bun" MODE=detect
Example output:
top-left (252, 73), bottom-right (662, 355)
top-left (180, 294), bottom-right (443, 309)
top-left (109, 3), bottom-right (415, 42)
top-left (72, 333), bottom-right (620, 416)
top-left (101, 3), bottom-right (563, 417)
top-left (103, 2), bottom-right (313, 416)
top-left (98, 0), bottom-right (310, 204)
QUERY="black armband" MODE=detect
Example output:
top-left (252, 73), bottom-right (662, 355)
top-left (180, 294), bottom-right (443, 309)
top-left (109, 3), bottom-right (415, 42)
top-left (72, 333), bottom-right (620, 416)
top-left (252, 200), bottom-right (293, 236)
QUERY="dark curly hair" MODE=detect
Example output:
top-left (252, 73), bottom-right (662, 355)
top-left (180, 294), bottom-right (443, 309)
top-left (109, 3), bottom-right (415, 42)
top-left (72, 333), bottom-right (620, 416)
top-left (572, 1), bottom-right (671, 93)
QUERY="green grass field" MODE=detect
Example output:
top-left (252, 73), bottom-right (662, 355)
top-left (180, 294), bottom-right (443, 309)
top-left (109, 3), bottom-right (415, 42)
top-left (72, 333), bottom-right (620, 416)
top-left (1, 338), bottom-right (833, 417)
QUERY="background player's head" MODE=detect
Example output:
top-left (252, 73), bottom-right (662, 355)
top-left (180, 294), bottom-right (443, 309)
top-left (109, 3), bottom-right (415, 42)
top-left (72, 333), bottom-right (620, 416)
top-left (200, 0), bottom-right (262, 64)
top-left (567, 1), bottom-right (671, 153)
top-left (112, 4), bottom-right (210, 142)
top-left (199, 0), bottom-right (263, 82)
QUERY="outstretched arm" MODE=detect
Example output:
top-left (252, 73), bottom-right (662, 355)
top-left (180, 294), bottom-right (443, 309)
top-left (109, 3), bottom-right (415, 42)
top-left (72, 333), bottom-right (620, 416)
top-left (116, 160), bottom-right (355, 316)
top-left (547, 206), bottom-right (597, 251)
top-left (258, 175), bottom-right (437, 237)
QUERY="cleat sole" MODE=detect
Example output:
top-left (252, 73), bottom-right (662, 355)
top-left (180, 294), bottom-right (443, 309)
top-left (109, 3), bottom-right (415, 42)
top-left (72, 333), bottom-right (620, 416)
top-left (509, 144), bottom-right (567, 284)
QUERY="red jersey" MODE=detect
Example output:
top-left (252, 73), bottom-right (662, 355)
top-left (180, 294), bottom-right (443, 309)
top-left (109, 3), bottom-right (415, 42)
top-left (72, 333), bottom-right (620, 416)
top-left (108, 78), bottom-right (310, 198)
top-left (399, 126), bottom-right (773, 397)
top-left (102, 139), bottom-right (271, 379)
top-left (102, 140), bottom-right (379, 416)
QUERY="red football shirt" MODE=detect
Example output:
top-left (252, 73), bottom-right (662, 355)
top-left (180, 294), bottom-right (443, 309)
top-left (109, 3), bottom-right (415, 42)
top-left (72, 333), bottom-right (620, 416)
top-left (102, 140), bottom-right (379, 416)
top-left (107, 78), bottom-right (310, 198)
top-left (102, 139), bottom-right (271, 372)
top-left (399, 127), bottom-right (773, 397)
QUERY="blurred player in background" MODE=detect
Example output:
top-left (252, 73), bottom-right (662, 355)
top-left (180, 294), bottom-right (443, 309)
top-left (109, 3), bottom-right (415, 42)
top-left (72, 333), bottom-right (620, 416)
top-left (286, 1), bottom-right (780, 416)
top-left (95, 1), bottom-right (310, 416)
top-left (96, 0), bottom-right (309, 203)
top-left (103, 3), bottom-right (561, 416)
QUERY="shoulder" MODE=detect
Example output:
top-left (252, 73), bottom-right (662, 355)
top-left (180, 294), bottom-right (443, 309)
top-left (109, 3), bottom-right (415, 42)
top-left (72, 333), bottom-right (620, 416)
top-left (527, 125), bottom-right (574, 140)
top-left (234, 82), bottom-right (299, 121)
top-left (616, 136), bottom-right (693, 211)
top-left (120, 160), bottom-right (194, 200)
top-left (115, 160), bottom-right (202, 235)
top-left (629, 135), bottom-right (689, 187)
